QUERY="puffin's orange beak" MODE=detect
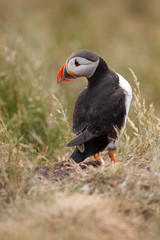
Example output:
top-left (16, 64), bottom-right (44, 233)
top-left (57, 63), bottom-right (76, 83)
top-left (57, 64), bottom-right (67, 83)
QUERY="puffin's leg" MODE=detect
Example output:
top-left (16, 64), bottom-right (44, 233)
top-left (94, 154), bottom-right (100, 161)
top-left (94, 154), bottom-right (105, 166)
top-left (108, 150), bottom-right (119, 163)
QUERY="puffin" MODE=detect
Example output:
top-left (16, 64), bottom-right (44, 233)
top-left (57, 49), bottom-right (132, 163)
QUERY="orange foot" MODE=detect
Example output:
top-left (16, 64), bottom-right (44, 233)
top-left (94, 154), bottom-right (101, 161)
top-left (108, 150), bottom-right (120, 164)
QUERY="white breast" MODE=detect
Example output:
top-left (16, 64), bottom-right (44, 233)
top-left (117, 73), bottom-right (132, 135)
top-left (105, 73), bottom-right (132, 151)
top-left (117, 73), bottom-right (132, 115)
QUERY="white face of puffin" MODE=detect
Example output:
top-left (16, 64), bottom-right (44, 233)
top-left (67, 57), bottom-right (99, 78)
top-left (57, 56), bottom-right (99, 83)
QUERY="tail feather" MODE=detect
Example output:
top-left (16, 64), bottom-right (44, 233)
top-left (69, 147), bottom-right (92, 163)
top-left (66, 130), bottom-right (93, 147)
top-left (68, 134), bottom-right (110, 163)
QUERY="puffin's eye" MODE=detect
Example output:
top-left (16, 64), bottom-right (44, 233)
top-left (75, 59), bottom-right (80, 67)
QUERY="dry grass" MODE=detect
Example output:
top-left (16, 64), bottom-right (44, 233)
top-left (0, 194), bottom-right (135, 240)
top-left (0, 71), bottom-right (160, 240)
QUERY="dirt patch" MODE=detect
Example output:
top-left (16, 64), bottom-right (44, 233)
top-left (35, 159), bottom-right (101, 181)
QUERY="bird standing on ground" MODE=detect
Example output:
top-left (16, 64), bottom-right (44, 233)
top-left (57, 50), bottom-right (132, 164)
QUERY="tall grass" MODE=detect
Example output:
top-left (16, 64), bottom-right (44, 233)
top-left (0, 67), bottom-right (160, 239)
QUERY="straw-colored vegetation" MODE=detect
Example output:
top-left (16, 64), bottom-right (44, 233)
top-left (0, 1), bottom-right (160, 239)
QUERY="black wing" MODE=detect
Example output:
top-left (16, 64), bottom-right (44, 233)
top-left (67, 82), bottom-right (126, 148)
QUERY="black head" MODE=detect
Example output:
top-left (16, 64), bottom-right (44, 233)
top-left (57, 49), bottom-right (108, 83)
